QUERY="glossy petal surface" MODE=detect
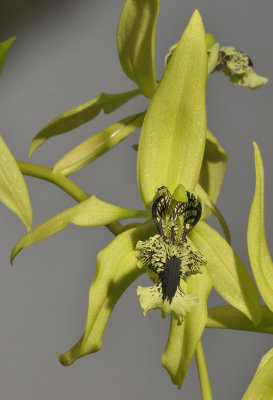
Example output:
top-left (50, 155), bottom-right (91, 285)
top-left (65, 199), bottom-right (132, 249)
top-left (137, 10), bottom-right (207, 207)
top-left (0, 137), bottom-right (32, 231)
top-left (53, 112), bottom-right (145, 176)
top-left (11, 196), bottom-right (147, 263)
top-left (117, 0), bottom-right (159, 97)
top-left (29, 89), bottom-right (140, 157)
top-left (248, 142), bottom-right (273, 312)
top-left (190, 221), bottom-right (261, 325)
top-left (58, 222), bottom-right (155, 365)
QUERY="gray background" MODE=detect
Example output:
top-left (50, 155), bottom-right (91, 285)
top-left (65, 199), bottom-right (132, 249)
top-left (0, 0), bottom-right (272, 399)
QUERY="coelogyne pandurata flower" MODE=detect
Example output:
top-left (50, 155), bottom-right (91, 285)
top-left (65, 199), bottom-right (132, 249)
top-left (136, 185), bottom-right (206, 324)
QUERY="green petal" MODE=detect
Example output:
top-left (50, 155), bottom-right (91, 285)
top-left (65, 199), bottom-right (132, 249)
top-left (207, 42), bottom-right (220, 75)
top-left (242, 347), bottom-right (273, 400)
top-left (116, 0), bottom-right (159, 98)
top-left (137, 10), bottom-right (207, 207)
top-left (0, 36), bottom-right (16, 75)
top-left (0, 136), bottom-right (32, 231)
top-left (53, 112), bottom-right (145, 176)
top-left (190, 221), bottom-right (261, 325)
top-left (195, 183), bottom-right (230, 243)
top-left (205, 33), bottom-right (215, 50)
top-left (207, 305), bottom-right (273, 334)
top-left (28, 89), bottom-right (140, 157)
top-left (247, 142), bottom-right (273, 312)
top-left (11, 196), bottom-right (148, 263)
top-left (198, 130), bottom-right (228, 219)
top-left (57, 222), bottom-right (155, 366)
top-left (161, 269), bottom-right (211, 389)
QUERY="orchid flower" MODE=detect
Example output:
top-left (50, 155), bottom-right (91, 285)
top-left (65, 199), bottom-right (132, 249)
top-left (10, 11), bottom-right (262, 390)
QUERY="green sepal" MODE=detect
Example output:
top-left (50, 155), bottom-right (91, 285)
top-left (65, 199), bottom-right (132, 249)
top-left (190, 221), bottom-right (261, 325)
top-left (11, 196), bottom-right (148, 263)
top-left (57, 222), bottom-right (155, 366)
top-left (242, 347), bottom-right (273, 400)
top-left (28, 89), bottom-right (140, 157)
top-left (195, 183), bottom-right (230, 243)
top-left (206, 305), bottom-right (273, 334)
top-left (0, 136), bottom-right (32, 231)
top-left (116, 0), bottom-right (159, 98)
top-left (53, 112), bottom-right (145, 176)
top-left (161, 269), bottom-right (211, 389)
top-left (0, 36), bottom-right (16, 75)
top-left (199, 129), bottom-right (228, 220)
top-left (247, 142), bottom-right (273, 312)
top-left (137, 10), bottom-right (207, 207)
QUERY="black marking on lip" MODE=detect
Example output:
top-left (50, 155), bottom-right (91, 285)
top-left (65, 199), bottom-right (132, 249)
top-left (160, 256), bottom-right (181, 303)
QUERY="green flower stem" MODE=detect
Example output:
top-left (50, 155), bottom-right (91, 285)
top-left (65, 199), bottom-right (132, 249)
top-left (17, 160), bottom-right (123, 236)
top-left (195, 340), bottom-right (213, 400)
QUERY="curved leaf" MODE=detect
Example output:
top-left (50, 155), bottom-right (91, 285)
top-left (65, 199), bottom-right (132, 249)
top-left (198, 129), bottom-right (227, 219)
top-left (207, 305), bottom-right (273, 334)
top-left (248, 142), bottom-right (273, 312)
top-left (190, 221), bottom-right (261, 325)
top-left (0, 36), bottom-right (16, 75)
top-left (11, 196), bottom-right (148, 263)
top-left (161, 269), bottom-right (211, 389)
top-left (58, 222), bottom-right (155, 365)
top-left (242, 347), bottom-right (273, 400)
top-left (53, 112), bottom-right (145, 176)
top-left (29, 89), bottom-right (140, 157)
top-left (117, 0), bottom-right (159, 97)
top-left (0, 137), bottom-right (32, 231)
top-left (137, 10), bottom-right (207, 207)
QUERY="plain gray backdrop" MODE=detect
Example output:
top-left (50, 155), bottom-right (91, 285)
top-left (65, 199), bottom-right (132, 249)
top-left (0, 0), bottom-right (272, 399)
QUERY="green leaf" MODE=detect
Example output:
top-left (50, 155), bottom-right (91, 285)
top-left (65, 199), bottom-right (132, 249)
top-left (0, 136), bottom-right (32, 231)
top-left (53, 112), bottom-right (145, 176)
top-left (0, 36), bottom-right (16, 75)
top-left (247, 142), bottom-right (273, 312)
top-left (198, 130), bottom-right (228, 219)
top-left (242, 347), bottom-right (273, 400)
top-left (57, 222), bottom-right (155, 365)
top-left (190, 221), bottom-right (261, 325)
top-left (195, 183), bottom-right (230, 243)
top-left (161, 269), bottom-right (211, 389)
top-left (207, 305), bottom-right (273, 334)
top-left (11, 196), bottom-right (148, 263)
top-left (28, 89), bottom-right (140, 157)
top-left (116, 0), bottom-right (159, 98)
top-left (137, 10), bottom-right (207, 207)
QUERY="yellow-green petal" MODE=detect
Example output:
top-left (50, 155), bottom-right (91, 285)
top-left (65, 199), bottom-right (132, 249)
top-left (0, 136), bottom-right (32, 231)
top-left (161, 269), bottom-right (211, 389)
top-left (0, 36), bottom-right (16, 75)
top-left (11, 196), bottom-right (148, 263)
top-left (207, 305), bottom-right (273, 334)
top-left (53, 112), bottom-right (145, 176)
top-left (205, 33), bottom-right (215, 50)
top-left (28, 89), bottom-right (140, 157)
top-left (116, 0), bottom-right (159, 98)
top-left (57, 222), bottom-right (155, 366)
top-left (247, 142), bottom-right (273, 312)
top-left (190, 221), bottom-right (261, 325)
top-left (137, 10), bottom-right (207, 207)
top-left (242, 347), bottom-right (273, 400)
top-left (198, 130), bottom-right (228, 220)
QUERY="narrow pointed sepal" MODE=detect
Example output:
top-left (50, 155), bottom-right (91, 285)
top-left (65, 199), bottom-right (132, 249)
top-left (11, 196), bottom-right (147, 263)
top-left (190, 221), bottom-right (261, 325)
top-left (0, 36), bottom-right (16, 75)
top-left (137, 10), bottom-right (207, 206)
top-left (0, 137), bottom-right (32, 231)
top-left (161, 269), bottom-right (212, 389)
top-left (57, 222), bottom-right (155, 366)
top-left (28, 89), bottom-right (140, 157)
top-left (242, 347), bottom-right (273, 400)
top-left (247, 142), bottom-right (273, 312)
